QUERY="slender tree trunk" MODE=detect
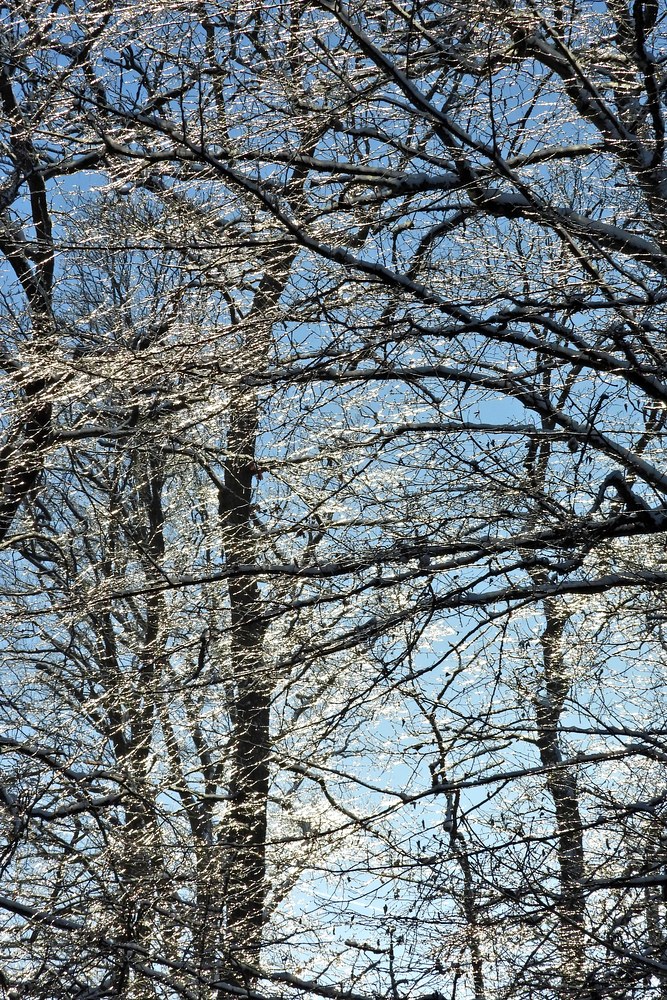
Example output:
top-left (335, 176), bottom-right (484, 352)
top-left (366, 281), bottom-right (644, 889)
top-left (104, 455), bottom-right (165, 997)
top-left (644, 827), bottom-right (667, 998)
top-left (534, 598), bottom-right (586, 999)
top-left (525, 387), bottom-right (587, 995)
top-left (457, 845), bottom-right (486, 1000)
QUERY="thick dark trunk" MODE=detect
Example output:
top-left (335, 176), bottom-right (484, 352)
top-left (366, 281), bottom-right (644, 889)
top-left (0, 382), bottom-right (52, 542)
top-left (0, 69), bottom-right (55, 542)
top-left (218, 393), bottom-right (270, 979)
top-left (212, 221), bottom-right (302, 986)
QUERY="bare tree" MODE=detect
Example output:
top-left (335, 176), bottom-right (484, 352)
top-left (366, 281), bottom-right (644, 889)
top-left (4, 3), bottom-right (667, 1000)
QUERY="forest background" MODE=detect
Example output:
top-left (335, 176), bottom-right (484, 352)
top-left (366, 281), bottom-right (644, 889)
top-left (2, 1), bottom-right (667, 999)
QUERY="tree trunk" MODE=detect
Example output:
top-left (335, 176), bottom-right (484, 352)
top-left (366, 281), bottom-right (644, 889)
top-left (219, 388), bottom-right (270, 977)
top-left (535, 598), bottom-right (586, 999)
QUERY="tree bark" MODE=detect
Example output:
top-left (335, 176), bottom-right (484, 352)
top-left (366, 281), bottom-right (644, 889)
top-left (535, 598), bottom-right (586, 999)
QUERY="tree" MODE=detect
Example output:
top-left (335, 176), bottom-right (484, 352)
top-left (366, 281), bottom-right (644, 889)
top-left (3, 1), bottom-right (667, 999)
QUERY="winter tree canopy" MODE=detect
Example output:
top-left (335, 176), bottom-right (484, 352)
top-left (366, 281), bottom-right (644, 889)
top-left (2, 2), bottom-right (667, 999)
